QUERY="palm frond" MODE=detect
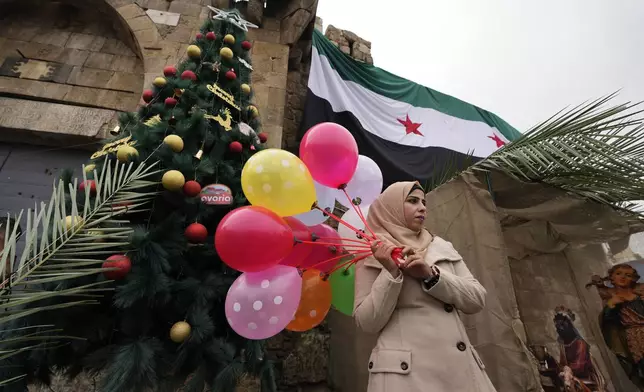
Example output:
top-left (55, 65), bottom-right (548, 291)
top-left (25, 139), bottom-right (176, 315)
top-left (0, 158), bottom-right (160, 383)
top-left (468, 93), bottom-right (644, 216)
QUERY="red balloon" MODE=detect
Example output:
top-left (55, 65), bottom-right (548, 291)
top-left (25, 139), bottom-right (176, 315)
top-left (280, 217), bottom-right (313, 267)
top-left (300, 224), bottom-right (344, 273)
top-left (215, 206), bottom-right (294, 272)
top-left (299, 123), bottom-right (359, 188)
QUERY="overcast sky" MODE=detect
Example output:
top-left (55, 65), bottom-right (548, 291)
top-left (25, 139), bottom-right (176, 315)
top-left (316, 0), bottom-right (644, 132)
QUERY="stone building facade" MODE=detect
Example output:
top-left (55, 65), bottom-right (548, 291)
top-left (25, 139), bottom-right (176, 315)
top-left (0, 0), bottom-right (373, 390)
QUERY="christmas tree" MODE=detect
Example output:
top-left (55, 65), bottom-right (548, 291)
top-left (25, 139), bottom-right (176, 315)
top-left (0, 8), bottom-right (277, 392)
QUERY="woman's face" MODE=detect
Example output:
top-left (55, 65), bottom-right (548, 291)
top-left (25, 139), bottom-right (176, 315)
top-left (611, 267), bottom-right (636, 288)
top-left (403, 188), bottom-right (427, 231)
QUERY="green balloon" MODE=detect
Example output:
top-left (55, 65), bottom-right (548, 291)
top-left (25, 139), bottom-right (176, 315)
top-left (329, 263), bottom-right (355, 316)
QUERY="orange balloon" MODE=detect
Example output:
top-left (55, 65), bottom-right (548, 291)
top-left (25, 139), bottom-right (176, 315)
top-left (286, 269), bottom-right (332, 332)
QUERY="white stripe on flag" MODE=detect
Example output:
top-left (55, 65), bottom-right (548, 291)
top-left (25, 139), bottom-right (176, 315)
top-left (308, 47), bottom-right (509, 158)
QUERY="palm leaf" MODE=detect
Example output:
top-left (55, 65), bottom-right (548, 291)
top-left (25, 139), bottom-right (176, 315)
top-left (450, 93), bottom-right (644, 218)
top-left (0, 158), bottom-right (160, 385)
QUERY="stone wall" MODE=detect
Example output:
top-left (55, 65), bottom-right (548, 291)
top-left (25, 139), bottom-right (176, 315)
top-left (323, 22), bottom-right (372, 65)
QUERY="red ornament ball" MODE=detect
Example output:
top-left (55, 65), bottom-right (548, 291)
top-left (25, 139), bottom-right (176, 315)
top-left (181, 70), bottom-right (197, 81)
top-left (241, 40), bottom-right (252, 50)
top-left (183, 180), bottom-right (202, 197)
top-left (79, 180), bottom-right (96, 195)
top-left (142, 89), bottom-right (154, 103)
top-left (225, 70), bottom-right (236, 80)
top-left (163, 66), bottom-right (177, 77)
top-left (185, 223), bottom-right (208, 243)
top-left (206, 32), bottom-right (216, 41)
top-left (196, 32), bottom-right (203, 40)
top-left (102, 255), bottom-right (132, 280)
top-left (229, 141), bottom-right (243, 153)
top-left (165, 97), bottom-right (178, 107)
top-left (258, 132), bottom-right (268, 143)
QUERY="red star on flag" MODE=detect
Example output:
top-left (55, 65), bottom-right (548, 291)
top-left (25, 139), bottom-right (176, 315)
top-left (488, 133), bottom-right (506, 148)
top-left (397, 114), bottom-right (423, 136)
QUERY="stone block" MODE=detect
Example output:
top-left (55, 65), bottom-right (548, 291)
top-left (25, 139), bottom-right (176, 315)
top-left (252, 71), bottom-right (287, 90)
top-left (267, 86), bottom-right (286, 109)
top-left (263, 17), bottom-right (281, 32)
top-left (0, 76), bottom-right (71, 101)
top-left (134, 28), bottom-right (161, 45)
top-left (66, 33), bottom-right (106, 52)
top-left (246, 28), bottom-right (280, 44)
top-left (106, 71), bottom-right (142, 93)
top-left (85, 52), bottom-right (116, 70)
top-left (281, 8), bottom-right (314, 45)
top-left (244, 0), bottom-right (264, 26)
top-left (67, 66), bottom-right (115, 89)
top-left (142, 55), bottom-right (173, 73)
top-left (117, 3), bottom-right (147, 19)
top-left (147, 10), bottom-right (182, 26)
top-left (141, 41), bottom-right (181, 58)
top-left (0, 24), bottom-right (40, 42)
top-left (261, 124), bottom-right (283, 149)
top-left (106, 0), bottom-right (134, 8)
top-left (128, 15), bottom-right (155, 31)
top-left (110, 55), bottom-right (143, 73)
top-left (168, 2), bottom-right (203, 17)
top-left (252, 86), bottom-right (269, 109)
top-left (177, 15), bottom-right (200, 29)
top-left (136, 0), bottom-right (169, 11)
top-left (101, 39), bottom-right (137, 57)
top-left (262, 106), bottom-right (284, 126)
top-left (0, 97), bottom-right (117, 142)
top-left (174, 0), bottom-right (202, 4)
top-left (64, 85), bottom-right (137, 111)
top-left (164, 26), bottom-right (193, 43)
top-left (32, 30), bottom-right (71, 47)
top-left (314, 16), bottom-right (323, 33)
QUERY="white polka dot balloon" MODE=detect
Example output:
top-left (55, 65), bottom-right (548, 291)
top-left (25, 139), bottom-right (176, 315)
top-left (225, 265), bottom-right (302, 340)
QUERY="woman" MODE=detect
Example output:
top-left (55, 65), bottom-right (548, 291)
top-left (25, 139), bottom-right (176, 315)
top-left (353, 181), bottom-right (496, 392)
top-left (589, 264), bottom-right (644, 387)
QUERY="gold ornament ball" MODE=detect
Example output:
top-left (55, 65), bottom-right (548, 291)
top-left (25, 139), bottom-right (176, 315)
top-left (153, 77), bottom-right (167, 88)
top-left (186, 45), bottom-right (202, 59)
top-left (84, 164), bottom-right (96, 173)
top-left (162, 170), bottom-right (185, 191)
top-left (64, 215), bottom-right (84, 231)
top-left (220, 47), bottom-right (233, 61)
top-left (248, 105), bottom-right (259, 118)
top-left (223, 34), bottom-right (235, 45)
top-left (87, 229), bottom-right (105, 243)
top-left (241, 84), bottom-right (251, 95)
top-left (163, 135), bottom-right (184, 153)
top-left (170, 321), bottom-right (191, 343)
top-left (116, 145), bottom-right (138, 162)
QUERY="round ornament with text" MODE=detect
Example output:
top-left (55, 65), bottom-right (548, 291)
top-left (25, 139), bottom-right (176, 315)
top-left (200, 184), bottom-right (234, 206)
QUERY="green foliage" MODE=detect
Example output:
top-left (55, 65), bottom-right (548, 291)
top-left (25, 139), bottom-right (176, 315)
top-left (3, 9), bottom-right (276, 392)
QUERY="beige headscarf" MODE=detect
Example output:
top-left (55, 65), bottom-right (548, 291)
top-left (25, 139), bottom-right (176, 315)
top-left (367, 181), bottom-right (434, 253)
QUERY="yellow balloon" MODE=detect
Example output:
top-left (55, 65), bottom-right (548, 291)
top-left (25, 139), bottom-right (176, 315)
top-left (241, 149), bottom-right (316, 217)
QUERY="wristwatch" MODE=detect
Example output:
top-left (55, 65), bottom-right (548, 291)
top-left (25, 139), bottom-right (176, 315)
top-left (422, 266), bottom-right (440, 289)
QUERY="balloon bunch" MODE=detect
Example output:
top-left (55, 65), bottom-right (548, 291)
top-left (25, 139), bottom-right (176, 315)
top-left (215, 123), bottom-right (384, 340)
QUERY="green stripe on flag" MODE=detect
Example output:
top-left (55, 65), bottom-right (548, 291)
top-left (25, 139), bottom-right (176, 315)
top-left (312, 30), bottom-right (522, 141)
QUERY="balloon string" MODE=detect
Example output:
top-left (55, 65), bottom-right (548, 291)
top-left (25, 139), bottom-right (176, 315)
top-left (303, 250), bottom-right (370, 273)
top-left (298, 240), bottom-right (361, 248)
top-left (315, 236), bottom-right (370, 245)
top-left (314, 206), bottom-right (376, 242)
top-left (328, 252), bottom-right (371, 275)
top-left (341, 189), bottom-right (377, 240)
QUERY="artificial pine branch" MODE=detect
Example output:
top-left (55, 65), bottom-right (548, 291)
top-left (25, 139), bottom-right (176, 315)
top-left (0, 158), bottom-right (160, 386)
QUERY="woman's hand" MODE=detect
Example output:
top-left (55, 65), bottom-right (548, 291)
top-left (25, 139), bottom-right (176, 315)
top-left (401, 254), bottom-right (434, 279)
top-left (370, 240), bottom-right (400, 277)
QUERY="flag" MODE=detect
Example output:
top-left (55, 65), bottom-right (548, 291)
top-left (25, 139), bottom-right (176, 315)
top-left (299, 30), bottom-right (522, 187)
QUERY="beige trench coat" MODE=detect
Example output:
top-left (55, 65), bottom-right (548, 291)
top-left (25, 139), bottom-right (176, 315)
top-left (354, 236), bottom-right (497, 392)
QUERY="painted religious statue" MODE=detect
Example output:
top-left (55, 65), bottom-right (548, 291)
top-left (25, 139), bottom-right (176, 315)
top-left (588, 261), bottom-right (644, 388)
top-left (533, 306), bottom-right (607, 392)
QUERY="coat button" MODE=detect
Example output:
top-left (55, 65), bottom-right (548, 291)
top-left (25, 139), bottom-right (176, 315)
top-left (457, 342), bottom-right (467, 352)
top-left (444, 304), bottom-right (454, 313)
top-left (368, 361), bottom-right (373, 369)
top-left (401, 362), bottom-right (408, 371)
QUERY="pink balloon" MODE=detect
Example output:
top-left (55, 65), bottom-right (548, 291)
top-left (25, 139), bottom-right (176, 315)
top-left (280, 217), bottom-right (313, 267)
top-left (300, 123), bottom-right (359, 188)
top-left (301, 224), bottom-right (345, 273)
top-left (225, 265), bottom-right (302, 340)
